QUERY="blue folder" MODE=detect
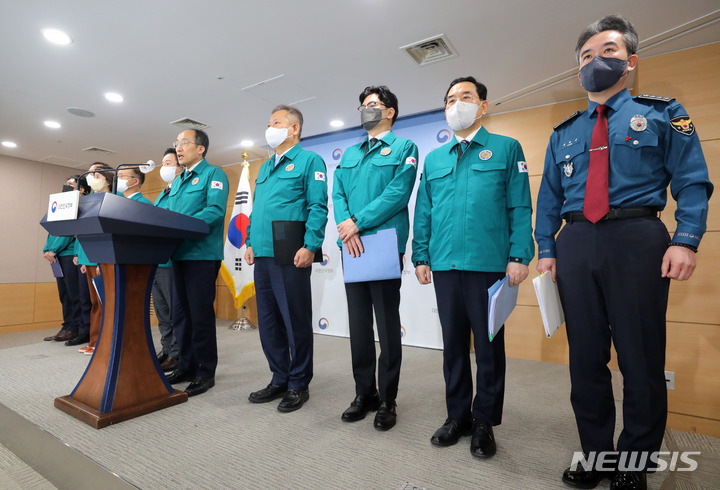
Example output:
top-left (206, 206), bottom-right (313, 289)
top-left (341, 228), bottom-right (401, 283)
top-left (487, 276), bottom-right (519, 342)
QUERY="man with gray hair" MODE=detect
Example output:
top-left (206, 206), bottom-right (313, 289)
top-left (245, 105), bottom-right (328, 412)
top-left (535, 14), bottom-right (712, 490)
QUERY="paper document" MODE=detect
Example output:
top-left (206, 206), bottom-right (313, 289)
top-left (532, 272), bottom-right (565, 338)
top-left (50, 260), bottom-right (63, 278)
top-left (487, 276), bottom-right (519, 341)
top-left (341, 228), bottom-right (401, 283)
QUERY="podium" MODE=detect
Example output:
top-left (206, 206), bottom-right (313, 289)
top-left (40, 193), bottom-right (209, 428)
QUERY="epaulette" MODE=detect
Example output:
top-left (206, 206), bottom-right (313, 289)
top-left (553, 111), bottom-right (583, 130)
top-left (635, 94), bottom-right (675, 103)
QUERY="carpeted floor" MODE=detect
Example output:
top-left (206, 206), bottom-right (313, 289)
top-left (0, 323), bottom-right (700, 489)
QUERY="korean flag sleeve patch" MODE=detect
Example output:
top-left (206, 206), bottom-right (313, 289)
top-left (517, 161), bottom-right (528, 173)
top-left (314, 171), bottom-right (326, 181)
top-left (211, 180), bottom-right (224, 190)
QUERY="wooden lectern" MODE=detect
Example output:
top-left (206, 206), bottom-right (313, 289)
top-left (40, 193), bottom-right (209, 429)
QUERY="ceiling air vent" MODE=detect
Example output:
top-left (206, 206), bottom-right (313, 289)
top-left (400, 34), bottom-right (458, 66)
top-left (82, 146), bottom-right (116, 155)
top-left (169, 117), bottom-right (211, 130)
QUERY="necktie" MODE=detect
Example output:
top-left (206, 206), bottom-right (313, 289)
top-left (583, 104), bottom-right (609, 223)
top-left (365, 137), bottom-right (378, 155)
top-left (457, 140), bottom-right (469, 163)
top-left (164, 186), bottom-right (170, 195)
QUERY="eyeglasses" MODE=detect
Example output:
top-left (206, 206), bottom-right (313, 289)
top-left (357, 101), bottom-right (386, 111)
top-left (445, 93), bottom-right (480, 108)
top-left (173, 139), bottom-right (198, 149)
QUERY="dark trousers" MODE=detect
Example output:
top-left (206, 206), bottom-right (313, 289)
top-left (152, 267), bottom-right (178, 358)
top-left (556, 216), bottom-right (670, 457)
top-left (56, 255), bottom-right (81, 333)
top-left (254, 257), bottom-right (313, 390)
top-left (433, 270), bottom-right (506, 425)
top-left (77, 265), bottom-right (91, 337)
top-left (345, 277), bottom-right (402, 401)
top-left (172, 260), bottom-right (221, 378)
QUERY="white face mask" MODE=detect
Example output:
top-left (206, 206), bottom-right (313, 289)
top-left (87, 174), bottom-right (106, 192)
top-left (265, 126), bottom-right (289, 149)
top-left (446, 101), bottom-right (481, 132)
top-left (116, 178), bottom-right (134, 193)
top-left (160, 166), bottom-right (179, 183)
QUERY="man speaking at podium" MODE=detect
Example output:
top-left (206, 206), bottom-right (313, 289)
top-left (166, 129), bottom-right (229, 397)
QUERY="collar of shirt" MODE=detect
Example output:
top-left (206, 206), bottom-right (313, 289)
top-left (455, 127), bottom-right (481, 145)
top-left (126, 191), bottom-right (140, 199)
top-left (274, 144), bottom-right (298, 167)
top-left (185, 160), bottom-right (202, 174)
top-left (367, 130), bottom-right (390, 141)
top-left (587, 89), bottom-right (630, 117)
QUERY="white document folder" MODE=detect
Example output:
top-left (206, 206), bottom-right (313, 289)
top-left (532, 272), bottom-right (565, 338)
top-left (487, 276), bottom-right (519, 342)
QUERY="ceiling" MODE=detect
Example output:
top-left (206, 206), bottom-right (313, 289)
top-left (1, 1), bottom-right (719, 170)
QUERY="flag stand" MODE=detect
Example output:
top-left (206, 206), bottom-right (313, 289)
top-left (230, 305), bottom-right (256, 331)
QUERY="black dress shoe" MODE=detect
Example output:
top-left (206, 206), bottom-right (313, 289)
top-left (55, 330), bottom-right (78, 342)
top-left (430, 418), bottom-right (473, 447)
top-left (249, 384), bottom-right (287, 403)
top-left (185, 377), bottom-right (215, 397)
top-left (610, 471), bottom-right (646, 490)
top-left (373, 401), bottom-right (397, 431)
top-left (341, 392), bottom-right (381, 422)
top-left (161, 356), bottom-right (178, 372)
top-left (470, 421), bottom-right (496, 459)
top-left (562, 467), bottom-right (611, 489)
top-left (44, 329), bottom-right (64, 341)
top-left (156, 351), bottom-right (169, 365)
top-left (166, 369), bottom-right (195, 384)
top-left (64, 334), bottom-right (88, 346)
top-left (277, 389), bottom-right (309, 413)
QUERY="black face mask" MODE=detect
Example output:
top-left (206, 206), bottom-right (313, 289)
top-left (361, 107), bottom-right (383, 131)
top-left (62, 184), bottom-right (74, 192)
top-left (579, 56), bottom-right (628, 93)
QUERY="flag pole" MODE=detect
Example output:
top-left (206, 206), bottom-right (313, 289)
top-left (230, 151), bottom-right (257, 331)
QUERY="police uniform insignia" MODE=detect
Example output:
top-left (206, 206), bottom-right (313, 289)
top-left (381, 147), bottom-right (391, 156)
top-left (479, 150), bottom-right (492, 160)
top-left (636, 94), bottom-right (674, 103)
top-left (630, 115), bottom-right (647, 132)
top-left (563, 162), bottom-right (573, 177)
top-left (285, 163), bottom-right (295, 171)
top-left (405, 156), bottom-right (417, 167)
top-left (191, 177), bottom-right (200, 185)
top-left (670, 116), bottom-right (695, 136)
top-left (554, 111), bottom-right (583, 130)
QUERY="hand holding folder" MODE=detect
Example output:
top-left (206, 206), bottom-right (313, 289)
top-left (341, 228), bottom-right (401, 283)
top-left (272, 221), bottom-right (322, 266)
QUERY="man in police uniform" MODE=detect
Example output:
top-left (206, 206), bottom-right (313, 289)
top-left (412, 76), bottom-right (534, 459)
top-left (166, 129), bottom-right (229, 397)
top-left (333, 85), bottom-right (418, 430)
top-left (535, 15), bottom-right (713, 490)
top-left (245, 105), bottom-right (328, 412)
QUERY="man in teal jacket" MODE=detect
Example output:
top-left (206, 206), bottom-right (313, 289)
top-left (117, 166), bottom-right (153, 204)
top-left (412, 76), bottom-right (534, 459)
top-left (245, 105), bottom-right (328, 412)
top-left (333, 85), bottom-right (418, 431)
top-left (166, 129), bottom-right (229, 397)
top-left (42, 233), bottom-right (80, 343)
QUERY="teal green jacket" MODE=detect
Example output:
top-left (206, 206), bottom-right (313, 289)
top-left (129, 191), bottom-right (153, 205)
top-left (167, 159), bottom-right (229, 261)
top-left (412, 126), bottom-right (534, 272)
top-left (247, 145), bottom-right (328, 257)
top-left (333, 131), bottom-right (418, 253)
top-left (154, 186), bottom-right (173, 268)
top-left (43, 235), bottom-right (76, 257)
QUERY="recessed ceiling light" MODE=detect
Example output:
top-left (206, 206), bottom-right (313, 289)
top-left (104, 92), bottom-right (124, 103)
top-left (2, 141), bottom-right (18, 148)
top-left (240, 140), bottom-right (254, 147)
top-left (42, 29), bottom-right (73, 46)
top-left (330, 120), bottom-right (344, 128)
top-left (44, 120), bottom-right (62, 129)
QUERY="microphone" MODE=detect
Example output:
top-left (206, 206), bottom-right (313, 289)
top-left (117, 160), bottom-right (156, 173)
